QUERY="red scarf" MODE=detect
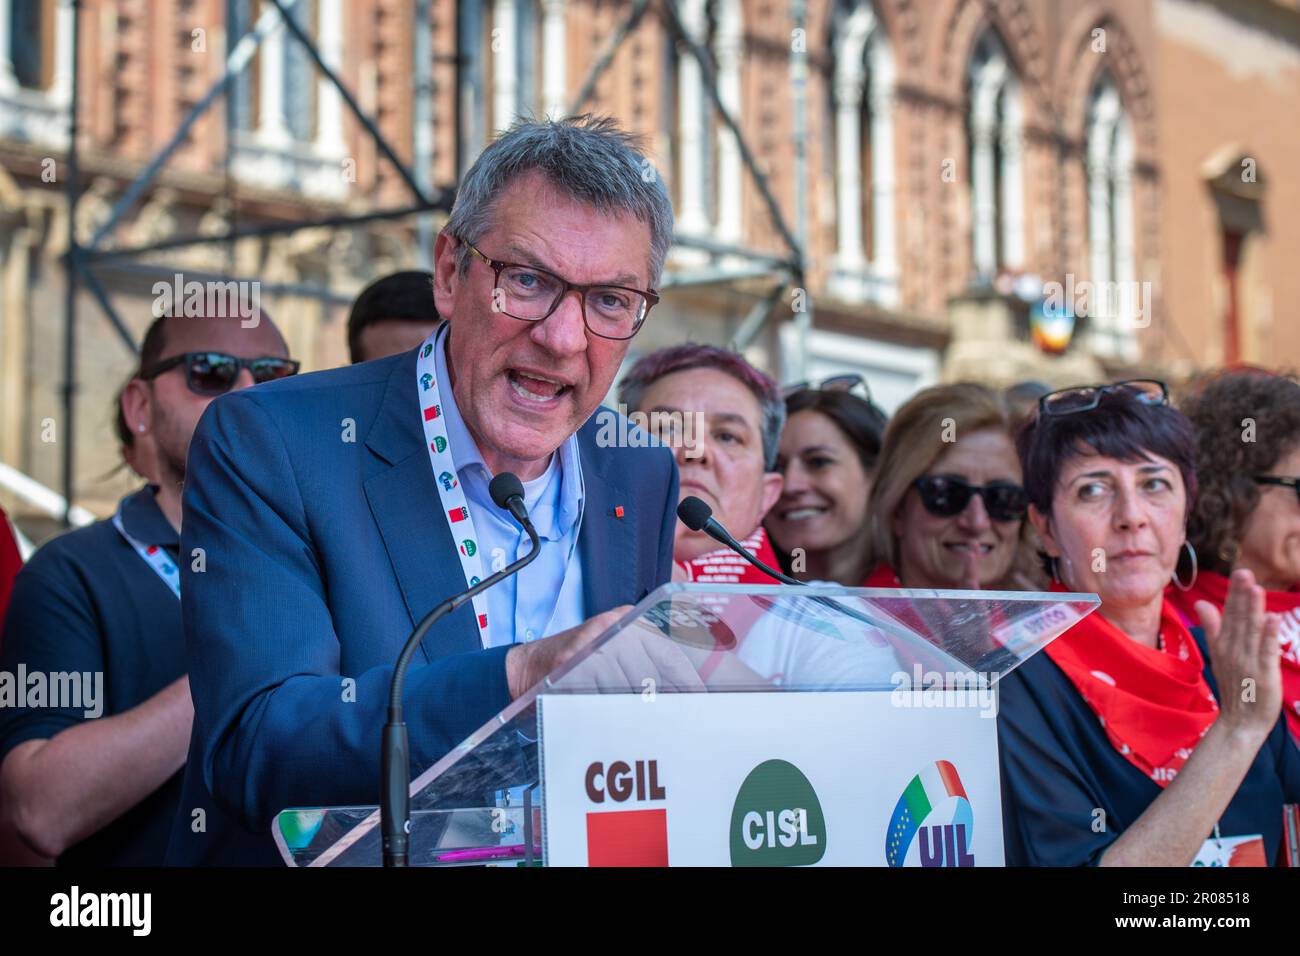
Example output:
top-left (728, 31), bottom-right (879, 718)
top-left (676, 527), bottom-right (785, 584)
top-left (1166, 571), bottom-right (1300, 744)
top-left (677, 527), bottom-right (785, 682)
top-left (1045, 581), bottom-right (1219, 786)
top-left (0, 507), bottom-right (21, 639)
top-left (862, 564), bottom-right (902, 588)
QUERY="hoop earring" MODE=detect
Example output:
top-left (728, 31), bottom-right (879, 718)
top-left (1172, 541), bottom-right (1198, 592)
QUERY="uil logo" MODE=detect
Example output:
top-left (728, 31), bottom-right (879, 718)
top-left (461, 539), bottom-right (477, 557)
top-left (885, 760), bottom-right (975, 867)
top-left (469, 575), bottom-right (481, 586)
top-left (420, 373), bottom-right (433, 391)
top-left (439, 470), bottom-right (457, 491)
top-left (432, 436), bottom-right (448, 454)
top-left (421, 343), bottom-right (433, 358)
top-left (729, 760), bottom-right (826, 867)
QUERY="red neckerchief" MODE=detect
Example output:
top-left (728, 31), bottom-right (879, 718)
top-left (862, 564), bottom-right (902, 588)
top-left (676, 526), bottom-right (784, 584)
top-left (1045, 581), bottom-right (1219, 786)
top-left (678, 527), bottom-right (784, 682)
top-left (1166, 571), bottom-right (1300, 745)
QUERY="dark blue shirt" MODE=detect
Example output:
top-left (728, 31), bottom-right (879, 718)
top-left (0, 487), bottom-right (186, 866)
top-left (998, 626), bottom-right (1300, 866)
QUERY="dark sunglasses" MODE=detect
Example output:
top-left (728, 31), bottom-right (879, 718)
top-left (1254, 475), bottom-right (1300, 505)
top-left (1038, 379), bottom-right (1168, 416)
top-left (913, 475), bottom-right (1028, 523)
top-left (140, 352), bottom-right (300, 396)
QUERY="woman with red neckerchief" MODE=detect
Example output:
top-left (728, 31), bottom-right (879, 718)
top-left (998, 380), bottom-right (1300, 866)
top-left (1171, 368), bottom-right (1300, 746)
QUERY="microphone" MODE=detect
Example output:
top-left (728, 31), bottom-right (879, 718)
top-left (381, 471), bottom-right (540, 867)
top-left (676, 495), bottom-right (929, 655)
top-left (677, 496), bottom-right (800, 585)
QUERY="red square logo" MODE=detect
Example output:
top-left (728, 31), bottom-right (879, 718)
top-left (586, 809), bottom-right (668, 867)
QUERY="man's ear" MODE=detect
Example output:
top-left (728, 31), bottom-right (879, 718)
top-left (432, 230), bottom-right (460, 320)
top-left (121, 378), bottom-right (152, 435)
top-left (1027, 503), bottom-right (1060, 557)
top-left (758, 471), bottom-right (784, 520)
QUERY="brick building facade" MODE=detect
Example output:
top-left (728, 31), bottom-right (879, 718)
top-left (1, 0), bottom-right (1297, 522)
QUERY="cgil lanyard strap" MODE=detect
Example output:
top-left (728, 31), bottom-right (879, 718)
top-left (111, 508), bottom-right (181, 600)
top-left (415, 324), bottom-right (492, 648)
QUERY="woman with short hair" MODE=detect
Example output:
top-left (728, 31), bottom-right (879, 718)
top-left (1171, 369), bottom-right (1300, 744)
top-left (998, 380), bottom-right (1300, 866)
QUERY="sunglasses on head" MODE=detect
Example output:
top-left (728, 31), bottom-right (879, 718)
top-left (912, 475), bottom-right (1029, 523)
top-left (140, 352), bottom-right (300, 396)
top-left (1038, 379), bottom-right (1168, 417)
top-left (782, 373), bottom-right (872, 403)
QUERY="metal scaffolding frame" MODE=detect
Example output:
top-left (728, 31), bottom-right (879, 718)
top-left (54, 0), bottom-right (807, 524)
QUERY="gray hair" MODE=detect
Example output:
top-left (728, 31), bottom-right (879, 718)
top-left (444, 114), bottom-right (675, 289)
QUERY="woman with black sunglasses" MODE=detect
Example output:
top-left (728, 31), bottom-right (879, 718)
top-left (1172, 368), bottom-right (1300, 748)
top-left (862, 383), bottom-right (1037, 591)
top-left (998, 380), bottom-right (1300, 866)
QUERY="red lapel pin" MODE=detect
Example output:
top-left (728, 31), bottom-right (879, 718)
top-left (613, 505), bottom-right (625, 518)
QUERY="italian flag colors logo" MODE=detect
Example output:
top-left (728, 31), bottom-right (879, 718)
top-left (885, 760), bottom-right (973, 867)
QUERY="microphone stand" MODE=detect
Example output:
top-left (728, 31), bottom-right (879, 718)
top-left (381, 506), bottom-right (540, 867)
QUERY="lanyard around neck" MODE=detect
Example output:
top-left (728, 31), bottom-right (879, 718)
top-left (416, 325), bottom-right (492, 647)
top-left (111, 505), bottom-right (181, 599)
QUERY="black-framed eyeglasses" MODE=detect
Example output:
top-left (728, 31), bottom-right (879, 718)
top-left (781, 373), bottom-right (872, 403)
top-left (912, 475), bottom-right (1029, 523)
top-left (1254, 475), bottom-right (1300, 505)
top-left (1038, 379), bottom-right (1168, 416)
top-left (460, 238), bottom-right (659, 341)
top-left (140, 352), bottom-right (300, 396)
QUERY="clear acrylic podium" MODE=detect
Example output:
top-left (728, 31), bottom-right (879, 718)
top-left (274, 583), bottom-right (1098, 867)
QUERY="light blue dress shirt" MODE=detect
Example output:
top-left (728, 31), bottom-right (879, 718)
top-left (433, 333), bottom-right (586, 649)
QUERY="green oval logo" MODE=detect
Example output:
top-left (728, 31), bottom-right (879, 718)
top-left (729, 759), bottom-right (826, 866)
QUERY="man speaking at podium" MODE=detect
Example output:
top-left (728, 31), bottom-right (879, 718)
top-left (166, 116), bottom-right (679, 865)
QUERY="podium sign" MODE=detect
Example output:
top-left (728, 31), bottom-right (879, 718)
top-left (275, 583), bottom-right (1097, 867)
top-left (539, 691), bottom-right (1001, 866)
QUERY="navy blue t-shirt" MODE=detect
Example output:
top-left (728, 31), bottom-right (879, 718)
top-left (998, 625), bottom-right (1300, 866)
top-left (0, 487), bottom-right (186, 866)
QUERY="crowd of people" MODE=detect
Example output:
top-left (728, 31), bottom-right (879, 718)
top-left (0, 114), bottom-right (1297, 868)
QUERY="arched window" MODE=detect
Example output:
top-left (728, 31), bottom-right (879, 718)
top-left (1085, 74), bottom-right (1136, 358)
top-left (966, 28), bottom-right (1023, 282)
top-left (228, 0), bottom-right (346, 198)
top-left (460, 0), bottom-right (561, 161)
top-left (674, 0), bottom-right (743, 246)
top-left (828, 0), bottom-right (896, 306)
top-left (0, 0), bottom-right (73, 147)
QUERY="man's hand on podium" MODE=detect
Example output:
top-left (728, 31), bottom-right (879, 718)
top-left (504, 607), bottom-right (707, 699)
top-left (505, 607), bottom-right (632, 700)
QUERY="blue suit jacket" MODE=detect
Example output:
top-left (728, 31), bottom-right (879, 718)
top-left (165, 346), bottom-right (678, 865)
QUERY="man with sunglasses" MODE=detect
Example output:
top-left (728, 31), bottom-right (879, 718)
top-left (0, 309), bottom-right (293, 865)
top-left (167, 116), bottom-right (682, 865)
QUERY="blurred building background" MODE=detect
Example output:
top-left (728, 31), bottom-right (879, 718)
top-left (1, 0), bottom-right (1298, 537)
